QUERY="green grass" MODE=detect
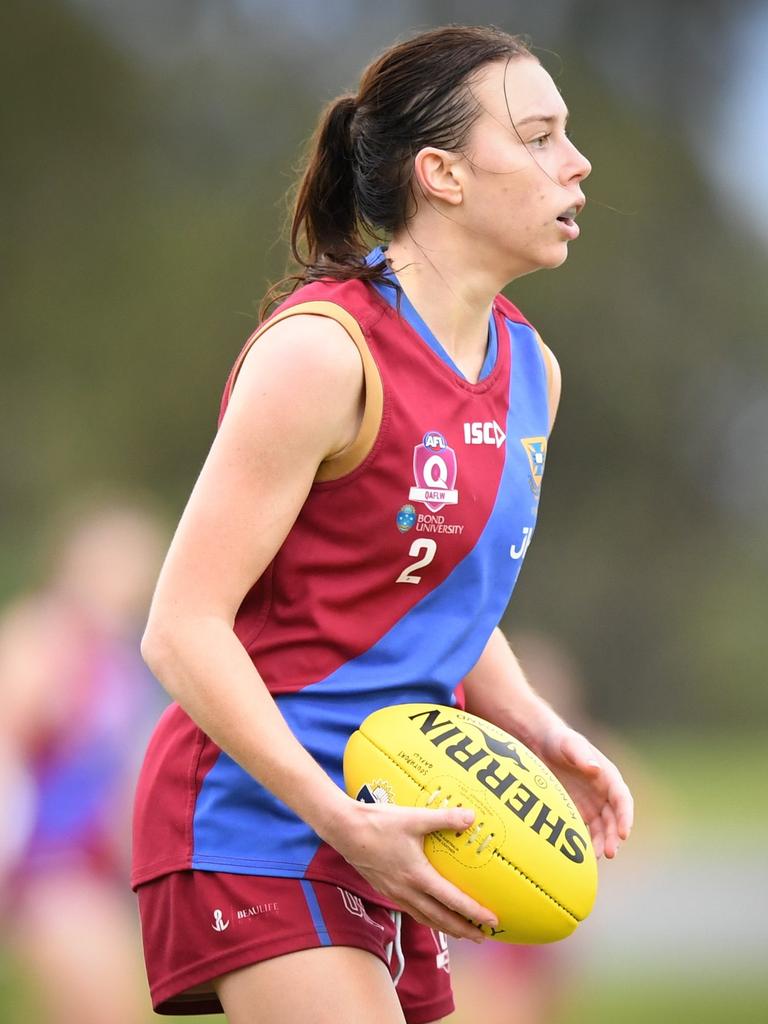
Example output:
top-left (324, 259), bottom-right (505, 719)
top-left (628, 730), bottom-right (768, 835)
top-left (558, 976), bottom-right (768, 1024)
top-left (0, 957), bottom-right (40, 1023)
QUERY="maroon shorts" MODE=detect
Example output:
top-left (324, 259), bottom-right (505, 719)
top-left (137, 870), bottom-right (454, 1023)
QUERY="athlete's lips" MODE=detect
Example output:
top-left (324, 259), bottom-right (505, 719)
top-left (555, 198), bottom-right (585, 239)
top-left (556, 197), bottom-right (586, 220)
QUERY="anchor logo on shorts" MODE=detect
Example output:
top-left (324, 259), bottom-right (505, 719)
top-left (211, 908), bottom-right (230, 932)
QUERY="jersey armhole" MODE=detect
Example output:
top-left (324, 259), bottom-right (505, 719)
top-left (533, 331), bottom-right (561, 434)
top-left (226, 300), bottom-right (383, 483)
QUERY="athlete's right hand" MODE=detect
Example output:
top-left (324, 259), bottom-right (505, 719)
top-left (320, 799), bottom-right (498, 942)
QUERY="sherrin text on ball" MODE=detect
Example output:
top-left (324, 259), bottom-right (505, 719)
top-left (344, 703), bottom-right (598, 943)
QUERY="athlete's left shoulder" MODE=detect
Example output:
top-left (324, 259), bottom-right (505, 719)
top-left (493, 294), bottom-right (561, 432)
top-left (492, 292), bottom-right (534, 330)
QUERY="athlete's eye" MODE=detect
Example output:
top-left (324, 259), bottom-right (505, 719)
top-left (530, 133), bottom-right (550, 149)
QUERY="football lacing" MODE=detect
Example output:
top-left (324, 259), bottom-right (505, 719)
top-left (425, 787), bottom-right (454, 809)
top-left (462, 823), bottom-right (494, 853)
top-left (476, 833), bottom-right (494, 854)
top-left (425, 792), bottom-right (494, 852)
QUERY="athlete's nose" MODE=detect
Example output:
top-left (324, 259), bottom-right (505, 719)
top-left (566, 139), bottom-right (591, 184)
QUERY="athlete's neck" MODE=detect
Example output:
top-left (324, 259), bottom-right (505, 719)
top-left (384, 238), bottom-right (499, 384)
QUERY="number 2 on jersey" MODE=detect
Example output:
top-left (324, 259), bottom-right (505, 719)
top-left (396, 538), bottom-right (437, 585)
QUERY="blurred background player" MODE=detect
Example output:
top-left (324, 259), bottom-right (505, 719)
top-left (0, 493), bottom-right (167, 1024)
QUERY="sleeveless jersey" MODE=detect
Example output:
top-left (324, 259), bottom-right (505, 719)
top-left (131, 268), bottom-right (552, 902)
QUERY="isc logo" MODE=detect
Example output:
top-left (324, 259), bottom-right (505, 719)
top-left (463, 421), bottom-right (506, 448)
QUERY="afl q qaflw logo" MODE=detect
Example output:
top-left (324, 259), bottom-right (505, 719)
top-left (409, 431), bottom-right (459, 513)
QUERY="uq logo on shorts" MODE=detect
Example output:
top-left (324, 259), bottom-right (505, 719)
top-left (409, 431), bottom-right (459, 513)
top-left (432, 929), bottom-right (450, 972)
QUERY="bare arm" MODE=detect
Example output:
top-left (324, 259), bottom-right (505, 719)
top-left (142, 314), bottom-right (496, 940)
top-left (463, 627), bottom-right (634, 859)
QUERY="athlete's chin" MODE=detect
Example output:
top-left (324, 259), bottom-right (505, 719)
top-left (510, 245), bottom-right (570, 279)
top-left (538, 244), bottom-right (571, 270)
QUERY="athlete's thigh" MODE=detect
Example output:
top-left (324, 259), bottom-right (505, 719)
top-left (214, 945), bottom-right (406, 1024)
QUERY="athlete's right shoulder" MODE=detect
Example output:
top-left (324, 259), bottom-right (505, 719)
top-left (241, 313), bottom-right (362, 396)
top-left (218, 277), bottom-right (380, 424)
top-left (216, 300), bottom-right (369, 474)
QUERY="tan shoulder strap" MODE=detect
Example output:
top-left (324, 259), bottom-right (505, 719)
top-left (229, 301), bottom-right (383, 482)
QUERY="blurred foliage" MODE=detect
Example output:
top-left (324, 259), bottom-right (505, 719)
top-left (2, 0), bottom-right (767, 728)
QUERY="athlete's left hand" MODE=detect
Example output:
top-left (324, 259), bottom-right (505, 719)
top-left (534, 725), bottom-right (634, 859)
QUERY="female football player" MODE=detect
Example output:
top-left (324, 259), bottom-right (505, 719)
top-left (133, 25), bottom-right (633, 1024)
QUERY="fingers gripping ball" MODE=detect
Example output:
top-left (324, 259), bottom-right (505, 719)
top-left (343, 704), bottom-right (598, 943)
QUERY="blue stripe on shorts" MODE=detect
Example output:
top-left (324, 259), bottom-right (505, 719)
top-left (300, 880), bottom-right (332, 946)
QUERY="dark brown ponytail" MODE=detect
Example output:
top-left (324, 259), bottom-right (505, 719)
top-left (291, 96), bottom-right (359, 272)
top-left (262, 25), bottom-right (534, 316)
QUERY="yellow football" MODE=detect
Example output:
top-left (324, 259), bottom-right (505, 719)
top-left (343, 703), bottom-right (597, 943)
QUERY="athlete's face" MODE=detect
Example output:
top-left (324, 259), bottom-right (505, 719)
top-left (457, 58), bottom-right (591, 278)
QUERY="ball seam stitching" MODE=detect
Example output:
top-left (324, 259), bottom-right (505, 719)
top-left (489, 848), bottom-right (579, 922)
top-left (361, 730), bottom-right (581, 925)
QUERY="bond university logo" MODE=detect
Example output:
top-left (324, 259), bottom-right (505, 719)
top-left (409, 431), bottom-right (459, 513)
top-left (520, 436), bottom-right (546, 498)
top-left (396, 504), bottom-right (417, 532)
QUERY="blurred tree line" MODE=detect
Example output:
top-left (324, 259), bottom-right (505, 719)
top-left (2, 0), bottom-right (766, 730)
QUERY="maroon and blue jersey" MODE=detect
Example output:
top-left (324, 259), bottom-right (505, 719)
top-left (131, 257), bottom-right (552, 901)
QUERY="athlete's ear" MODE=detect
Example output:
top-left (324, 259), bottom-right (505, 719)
top-left (412, 147), bottom-right (464, 207)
